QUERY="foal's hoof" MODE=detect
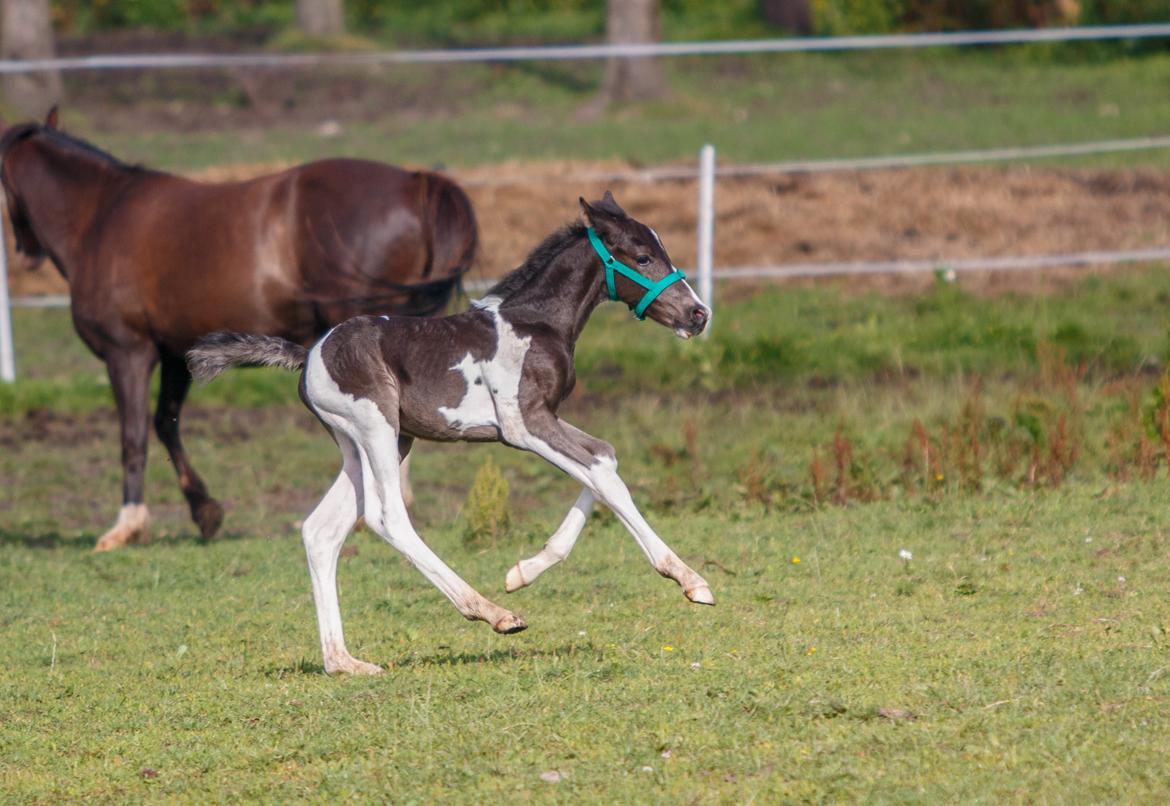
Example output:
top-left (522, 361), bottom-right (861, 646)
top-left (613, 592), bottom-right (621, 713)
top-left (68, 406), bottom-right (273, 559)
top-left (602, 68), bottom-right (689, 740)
top-left (194, 499), bottom-right (225, 541)
top-left (504, 563), bottom-right (527, 593)
top-left (493, 613), bottom-right (528, 634)
top-left (324, 655), bottom-right (384, 676)
top-left (685, 586), bottom-right (716, 606)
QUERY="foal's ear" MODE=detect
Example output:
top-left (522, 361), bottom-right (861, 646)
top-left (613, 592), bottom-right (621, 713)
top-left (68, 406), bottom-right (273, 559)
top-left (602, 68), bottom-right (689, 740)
top-left (578, 191), bottom-right (627, 234)
top-left (44, 106), bottom-right (59, 129)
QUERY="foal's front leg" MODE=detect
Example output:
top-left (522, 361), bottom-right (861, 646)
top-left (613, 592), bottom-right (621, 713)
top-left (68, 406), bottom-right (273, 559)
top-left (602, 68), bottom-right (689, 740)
top-left (514, 414), bottom-right (714, 605)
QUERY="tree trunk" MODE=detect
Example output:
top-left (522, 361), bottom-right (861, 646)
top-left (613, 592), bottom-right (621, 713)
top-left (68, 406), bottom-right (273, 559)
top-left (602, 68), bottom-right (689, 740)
top-left (296, 0), bottom-right (344, 38)
top-left (759, 0), bottom-right (812, 35)
top-left (1, 0), bottom-right (62, 116)
top-left (600, 0), bottom-right (665, 103)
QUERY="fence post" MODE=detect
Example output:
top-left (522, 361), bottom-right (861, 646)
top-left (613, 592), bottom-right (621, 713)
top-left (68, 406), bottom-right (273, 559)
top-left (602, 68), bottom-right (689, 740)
top-left (0, 195), bottom-right (14, 383)
top-left (696, 143), bottom-right (715, 337)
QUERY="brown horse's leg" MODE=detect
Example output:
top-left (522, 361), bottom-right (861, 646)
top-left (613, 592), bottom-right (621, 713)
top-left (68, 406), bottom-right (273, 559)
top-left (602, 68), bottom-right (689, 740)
top-left (398, 435), bottom-right (414, 509)
top-left (95, 346), bottom-right (158, 552)
top-left (155, 353), bottom-right (224, 541)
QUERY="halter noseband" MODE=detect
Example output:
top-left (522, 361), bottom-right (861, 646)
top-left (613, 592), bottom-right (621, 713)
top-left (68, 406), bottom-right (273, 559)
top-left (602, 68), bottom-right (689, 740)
top-left (586, 227), bottom-right (686, 320)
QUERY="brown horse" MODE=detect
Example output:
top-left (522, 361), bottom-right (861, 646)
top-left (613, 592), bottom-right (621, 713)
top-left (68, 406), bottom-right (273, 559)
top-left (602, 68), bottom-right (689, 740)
top-left (1, 109), bottom-right (477, 551)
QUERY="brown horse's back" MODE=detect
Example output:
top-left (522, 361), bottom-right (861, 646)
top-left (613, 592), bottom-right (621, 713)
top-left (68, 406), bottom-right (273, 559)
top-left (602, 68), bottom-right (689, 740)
top-left (75, 159), bottom-right (477, 356)
top-left (291, 160), bottom-right (477, 330)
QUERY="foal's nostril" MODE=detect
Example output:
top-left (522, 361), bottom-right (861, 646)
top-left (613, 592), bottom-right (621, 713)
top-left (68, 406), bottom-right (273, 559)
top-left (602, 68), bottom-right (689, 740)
top-left (691, 306), bottom-right (709, 325)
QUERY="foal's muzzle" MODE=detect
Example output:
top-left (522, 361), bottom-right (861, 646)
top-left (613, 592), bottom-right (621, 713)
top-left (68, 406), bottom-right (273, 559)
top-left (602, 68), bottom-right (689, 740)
top-left (676, 304), bottom-right (710, 339)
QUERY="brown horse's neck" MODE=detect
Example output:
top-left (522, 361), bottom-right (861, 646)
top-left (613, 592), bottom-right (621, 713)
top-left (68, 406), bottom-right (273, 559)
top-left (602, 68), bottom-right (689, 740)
top-left (7, 139), bottom-right (145, 281)
top-left (497, 234), bottom-right (608, 347)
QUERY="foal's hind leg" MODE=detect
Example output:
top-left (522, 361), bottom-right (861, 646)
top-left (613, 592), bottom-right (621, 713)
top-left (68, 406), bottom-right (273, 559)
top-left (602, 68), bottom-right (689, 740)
top-left (326, 403), bottom-right (526, 634)
top-left (302, 431), bottom-right (381, 675)
top-left (155, 353), bottom-right (224, 540)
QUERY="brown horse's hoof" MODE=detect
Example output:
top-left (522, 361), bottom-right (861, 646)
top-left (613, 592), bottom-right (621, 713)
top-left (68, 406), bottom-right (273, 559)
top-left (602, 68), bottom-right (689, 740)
top-left (94, 504), bottom-right (150, 552)
top-left (194, 499), bottom-right (225, 541)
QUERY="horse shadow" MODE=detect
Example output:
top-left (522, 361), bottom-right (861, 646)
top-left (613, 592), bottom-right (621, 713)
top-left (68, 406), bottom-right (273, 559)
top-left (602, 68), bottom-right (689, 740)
top-left (266, 643), bottom-right (596, 677)
top-left (0, 526), bottom-right (258, 550)
top-left (0, 527), bottom-right (99, 550)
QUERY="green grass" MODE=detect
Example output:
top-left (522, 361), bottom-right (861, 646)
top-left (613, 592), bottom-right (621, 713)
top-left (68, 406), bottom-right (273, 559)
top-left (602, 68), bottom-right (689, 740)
top-left (6, 268), bottom-right (1167, 414)
top-left (60, 48), bottom-right (1170, 172)
top-left (5, 270), bottom-right (1170, 800)
top-left (3, 477), bottom-right (1169, 800)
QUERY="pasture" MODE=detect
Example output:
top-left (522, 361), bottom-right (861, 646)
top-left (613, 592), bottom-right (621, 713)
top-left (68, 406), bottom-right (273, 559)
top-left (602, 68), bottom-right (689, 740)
top-left (4, 270), bottom-right (1170, 800)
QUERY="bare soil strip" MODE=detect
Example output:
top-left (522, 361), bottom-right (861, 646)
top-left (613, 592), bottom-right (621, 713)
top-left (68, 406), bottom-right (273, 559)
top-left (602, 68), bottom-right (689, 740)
top-left (10, 161), bottom-right (1170, 296)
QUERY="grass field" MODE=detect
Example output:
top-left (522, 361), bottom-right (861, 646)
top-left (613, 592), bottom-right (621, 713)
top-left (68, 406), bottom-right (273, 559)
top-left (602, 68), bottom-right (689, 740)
top-left (52, 47), bottom-right (1170, 173)
top-left (3, 269), bottom-right (1170, 800)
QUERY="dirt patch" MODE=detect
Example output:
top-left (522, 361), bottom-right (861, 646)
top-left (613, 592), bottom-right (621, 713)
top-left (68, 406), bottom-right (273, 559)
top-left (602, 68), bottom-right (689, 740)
top-left (9, 161), bottom-right (1170, 297)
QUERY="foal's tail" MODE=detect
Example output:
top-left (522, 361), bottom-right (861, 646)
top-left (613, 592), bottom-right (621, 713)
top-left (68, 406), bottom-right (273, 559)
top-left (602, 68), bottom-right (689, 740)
top-left (187, 332), bottom-right (307, 383)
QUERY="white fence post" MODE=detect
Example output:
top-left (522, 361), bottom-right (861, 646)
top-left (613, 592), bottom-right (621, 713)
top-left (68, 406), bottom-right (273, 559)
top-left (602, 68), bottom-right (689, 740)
top-left (0, 196), bottom-right (14, 383)
top-left (696, 143), bottom-right (715, 337)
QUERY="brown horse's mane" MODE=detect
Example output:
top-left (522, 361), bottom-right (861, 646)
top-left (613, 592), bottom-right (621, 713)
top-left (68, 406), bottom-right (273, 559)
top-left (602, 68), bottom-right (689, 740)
top-left (0, 122), bottom-right (154, 174)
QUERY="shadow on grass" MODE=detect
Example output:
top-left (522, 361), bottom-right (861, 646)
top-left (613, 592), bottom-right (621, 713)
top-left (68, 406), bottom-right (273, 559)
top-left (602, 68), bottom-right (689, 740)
top-left (265, 643), bottom-right (598, 677)
top-left (391, 642), bottom-right (598, 669)
top-left (0, 527), bottom-right (97, 549)
top-left (0, 525), bottom-right (267, 551)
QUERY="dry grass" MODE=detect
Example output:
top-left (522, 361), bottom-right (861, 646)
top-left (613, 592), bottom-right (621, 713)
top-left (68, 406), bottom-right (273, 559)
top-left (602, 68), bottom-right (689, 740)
top-left (10, 162), bottom-right (1170, 296)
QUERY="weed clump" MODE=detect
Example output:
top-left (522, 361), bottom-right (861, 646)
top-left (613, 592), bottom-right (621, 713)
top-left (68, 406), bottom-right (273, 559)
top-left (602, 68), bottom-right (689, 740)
top-left (463, 457), bottom-right (511, 548)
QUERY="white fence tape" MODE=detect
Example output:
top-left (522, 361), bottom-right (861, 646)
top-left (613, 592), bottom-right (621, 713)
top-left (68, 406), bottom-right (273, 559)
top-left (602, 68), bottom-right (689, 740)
top-left (455, 135), bottom-right (1170, 188)
top-left (2, 24), bottom-right (1169, 74)
top-left (715, 247), bottom-right (1170, 281)
top-left (26, 247), bottom-right (1170, 306)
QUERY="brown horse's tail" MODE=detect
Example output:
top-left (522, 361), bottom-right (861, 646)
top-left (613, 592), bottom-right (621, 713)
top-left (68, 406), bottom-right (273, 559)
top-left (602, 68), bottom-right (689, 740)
top-left (187, 332), bottom-right (307, 383)
top-left (417, 172), bottom-right (478, 305)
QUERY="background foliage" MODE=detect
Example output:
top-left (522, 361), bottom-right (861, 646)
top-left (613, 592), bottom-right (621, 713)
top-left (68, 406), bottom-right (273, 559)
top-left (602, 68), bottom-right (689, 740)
top-left (47, 0), bottom-right (1170, 40)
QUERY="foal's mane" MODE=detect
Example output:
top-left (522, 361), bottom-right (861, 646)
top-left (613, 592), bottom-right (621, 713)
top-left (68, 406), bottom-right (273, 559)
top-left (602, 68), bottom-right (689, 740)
top-left (0, 122), bottom-right (152, 174)
top-left (486, 222), bottom-right (586, 300)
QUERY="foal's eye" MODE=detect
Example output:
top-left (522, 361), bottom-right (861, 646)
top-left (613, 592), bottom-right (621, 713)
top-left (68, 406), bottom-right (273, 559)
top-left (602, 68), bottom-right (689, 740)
top-left (635, 255), bottom-right (651, 267)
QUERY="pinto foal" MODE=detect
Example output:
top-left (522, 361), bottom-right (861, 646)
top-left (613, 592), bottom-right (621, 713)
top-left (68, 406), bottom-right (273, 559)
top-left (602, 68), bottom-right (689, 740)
top-left (189, 193), bottom-right (713, 675)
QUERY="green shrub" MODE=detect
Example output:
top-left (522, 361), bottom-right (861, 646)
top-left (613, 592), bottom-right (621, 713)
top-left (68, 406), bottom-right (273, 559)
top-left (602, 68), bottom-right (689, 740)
top-left (463, 456), bottom-right (511, 547)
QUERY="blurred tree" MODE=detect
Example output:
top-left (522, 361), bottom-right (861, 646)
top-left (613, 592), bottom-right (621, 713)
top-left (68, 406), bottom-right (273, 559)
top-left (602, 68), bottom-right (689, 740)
top-left (1, 0), bottom-right (61, 115)
top-left (601, 0), bottom-right (665, 102)
top-left (759, 0), bottom-right (812, 34)
top-left (296, 0), bottom-right (344, 37)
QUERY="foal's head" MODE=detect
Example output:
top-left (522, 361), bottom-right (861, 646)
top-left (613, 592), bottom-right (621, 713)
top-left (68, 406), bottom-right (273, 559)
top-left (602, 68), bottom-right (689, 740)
top-left (579, 192), bottom-right (710, 339)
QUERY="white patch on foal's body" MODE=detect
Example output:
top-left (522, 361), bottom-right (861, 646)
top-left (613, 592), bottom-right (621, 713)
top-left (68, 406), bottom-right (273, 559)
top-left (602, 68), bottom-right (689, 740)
top-left (439, 298), bottom-right (542, 446)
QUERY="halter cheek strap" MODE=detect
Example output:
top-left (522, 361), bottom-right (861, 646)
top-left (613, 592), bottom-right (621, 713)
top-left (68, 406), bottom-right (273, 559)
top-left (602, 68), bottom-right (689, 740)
top-left (586, 227), bottom-right (686, 320)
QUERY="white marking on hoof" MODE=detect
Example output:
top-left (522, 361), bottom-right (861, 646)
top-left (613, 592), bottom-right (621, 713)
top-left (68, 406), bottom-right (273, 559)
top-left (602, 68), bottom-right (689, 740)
top-left (93, 504), bottom-right (150, 552)
top-left (493, 612), bottom-right (528, 634)
top-left (685, 585), bottom-right (716, 606)
top-left (324, 652), bottom-right (384, 676)
top-left (505, 563), bottom-right (527, 593)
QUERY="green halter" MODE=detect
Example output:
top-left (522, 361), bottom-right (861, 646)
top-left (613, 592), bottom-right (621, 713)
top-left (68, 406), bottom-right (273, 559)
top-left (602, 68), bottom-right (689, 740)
top-left (586, 227), bottom-right (686, 320)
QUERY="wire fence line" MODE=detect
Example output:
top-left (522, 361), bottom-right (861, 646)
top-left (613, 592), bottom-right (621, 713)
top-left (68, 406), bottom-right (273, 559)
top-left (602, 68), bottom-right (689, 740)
top-left (454, 134), bottom-right (1170, 187)
top-left (2, 23), bottom-right (1170, 74)
top-left (18, 245), bottom-right (1170, 307)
